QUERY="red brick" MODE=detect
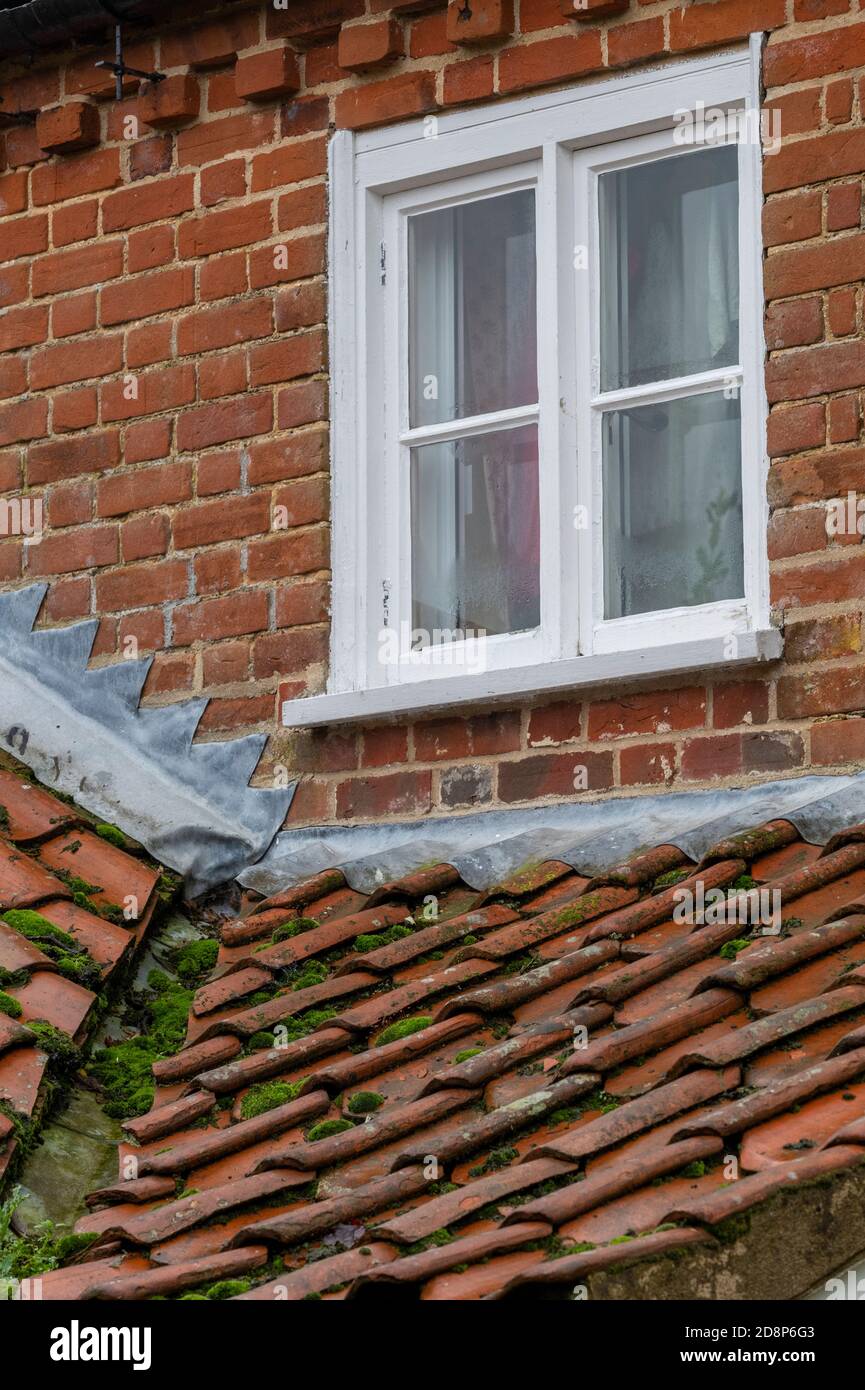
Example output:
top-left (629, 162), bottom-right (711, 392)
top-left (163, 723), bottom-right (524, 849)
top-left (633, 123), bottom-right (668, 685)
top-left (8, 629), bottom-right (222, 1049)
top-left (125, 420), bottom-right (172, 465)
top-left (826, 77), bottom-right (853, 125)
top-left (771, 550), bottom-right (865, 608)
top-left (619, 742), bottom-right (676, 786)
top-left (178, 201), bottom-right (272, 258)
top-left (767, 401), bottom-right (826, 457)
top-left (828, 286), bottom-right (857, 337)
top-left (764, 129), bottom-right (865, 198)
top-left (128, 224), bottom-right (176, 274)
top-left (177, 111), bottom-right (275, 166)
top-left (253, 627), bottom-right (328, 678)
top-left (31, 148), bottom-right (120, 205)
top-left (827, 183), bottom-right (861, 233)
top-left (0, 307), bottom-right (48, 353)
top-left (176, 393), bottom-right (273, 451)
top-left (335, 71), bottom-right (437, 130)
top-left (768, 504), bottom-right (828, 560)
top-left (122, 514), bottom-right (169, 563)
top-left (764, 297), bottom-right (823, 351)
top-left (763, 192), bottom-right (822, 249)
top-left (4, 126), bottom-right (48, 170)
top-left (670, 0), bottom-right (786, 52)
top-left (200, 251), bottom-right (249, 301)
top-left (207, 71), bottom-right (241, 113)
top-left (42, 576), bottom-right (89, 621)
top-left (102, 174), bottom-right (196, 232)
top-left (680, 733), bottom-right (743, 781)
top-left (28, 525), bottom-right (117, 576)
top-left (36, 101), bottom-right (100, 154)
top-left (235, 46), bottom-right (301, 100)
top-left (201, 159), bottom-right (246, 207)
top-left (608, 17), bottom-right (665, 66)
top-left (172, 590), bottom-right (270, 645)
top-left (414, 717), bottom-right (470, 761)
top-left (284, 778), bottom-right (333, 825)
top-left (764, 22), bottom-right (865, 87)
top-left (177, 297), bottom-right (272, 354)
top-left (101, 267), bottom-right (195, 326)
top-left (780, 667), bottom-right (865, 719)
top-left (470, 710), bottom-right (521, 755)
top-left (194, 547), bottom-right (243, 595)
top-left (277, 380), bottom-right (328, 429)
top-left (53, 388), bottom-right (98, 434)
top-left (138, 75), bottom-right (200, 130)
top-left (277, 184), bottom-right (327, 233)
top-left (588, 688), bottom-right (706, 740)
top-left (499, 33), bottom-right (602, 94)
top-left (32, 240), bottom-right (123, 297)
top-left (268, 0), bottom-right (365, 44)
top-left (197, 450), bottom-right (243, 496)
top-left (52, 199), bottom-right (98, 247)
top-left (45, 480), bottom-right (92, 529)
top-left (336, 769), bottom-right (431, 818)
top-left (829, 392), bottom-right (861, 444)
top-left (0, 171), bottom-right (28, 216)
top-left (173, 494), bottom-right (270, 550)
top-left (101, 364), bottom-right (196, 423)
top-left (785, 613), bottom-right (861, 664)
top-left (250, 137), bottom-right (327, 193)
top-left (131, 136), bottom-right (172, 182)
top-left (126, 321), bottom-right (173, 369)
top-left (275, 578), bottom-right (330, 627)
top-left (122, 612), bottom-right (167, 657)
top-left (498, 750), bottom-right (613, 801)
top-left (96, 558), bottom-right (188, 611)
top-left (31, 335), bottom-right (123, 390)
top-left (339, 18), bottom-right (404, 70)
top-left (52, 293), bottom-right (97, 339)
top-left (249, 233), bottom-right (324, 289)
top-left (202, 640), bottom-right (250, 684)
top-left (0, 357), bottom-right (28, 402)
top-left (712, 681), bottom-right (771, 729)
top-left (275, 281), bottom-right (326, 332)
top-left (28, 429), bottom-right (118, 485)
top-left (4, 213), bottom-right (48, 261)
top-left (0, 398), bottom-right (46, 447)
top-left (442, 55), bottom-right (494, 105)
top-left (162, 14), bottom-right (261, 69)
top-left (812, 716), bottom-right (865, 765)
top-left (199, 351), bottom-right (247, 401)
top-left (766, 340), bottom-right (865, 403)
top-left (528, 701), bottom-right (582, 745)
top-left (361, 725), bottom-right (409, 768)
top-left (97, 461), bottom-right (191, 517)
top-left (246, 528), bottom-right (329, 581)
top-left (281, 96), bottom-right (330, 139)
top-left (249, 329), bottom-right (325, 387)
top-left (560, 0), bottom-right (627, 14)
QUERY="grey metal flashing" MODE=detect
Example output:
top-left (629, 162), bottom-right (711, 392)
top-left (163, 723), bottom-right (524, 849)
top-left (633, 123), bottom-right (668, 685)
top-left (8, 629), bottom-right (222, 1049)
top-left (0, 585), bottom-right (292, 895)
top-left (238, 769), bottom-right (865, 897)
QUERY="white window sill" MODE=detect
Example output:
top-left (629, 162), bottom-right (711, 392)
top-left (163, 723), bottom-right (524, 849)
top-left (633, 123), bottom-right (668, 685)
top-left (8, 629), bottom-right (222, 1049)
top-left (281, 628), bottom-right (783, 729)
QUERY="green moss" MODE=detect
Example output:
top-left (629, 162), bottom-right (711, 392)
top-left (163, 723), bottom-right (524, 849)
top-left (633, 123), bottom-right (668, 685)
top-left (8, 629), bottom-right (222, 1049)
top-left (271, 917), bottom-right (319, 944)
top-left (679, 1160), bottom-right (707, 1179)
top-left (374, 1015), bottom-right (433, 1047)
top-left (247, 1030), bottom-right (276, 1051)
top-left (54, 953), bottom-right (101, 990)
top-left (346, 1090), bottom-right (383, 1115)
top-left (454, 1047), bottom-right (483, 1064)
top-left (94, 822), bottom-right (127, 849)
top-left (306, 1118), bottom-right (354, 1143)
top-left (468, 1146), bottom-right (518, 1178)
top-left (28, 1022), bottom-right (80, 1069)
top-left (653, 868), bottom-right (690, 890)
top-left (0, 992), bottom-right (22, 1019)
top-left (731, 874), bottom-right (758, 891)
top-left (290, 960), bottom-right (328, 992)
top-left (715, 1212), bottom-right (751, 1245)
top-left (1, 909), bottom-right (75, 948)
top-left (354, 923), bottom-right (413, 953)
top-left (240, 1078), bottom-right (307, 1120)
top-left (406, 1228), bottom-right (452, 1256)
top-left (719, 938), bottom-right (751, 961)
top-left (175, 938), bottom-right (219, 986)
top-left (0, 1189), bottom-right (99, 1280)
top-left (205, 1278), bottom-right (251, 1300)
top-left (88, 980), bottom-right (192, 1118)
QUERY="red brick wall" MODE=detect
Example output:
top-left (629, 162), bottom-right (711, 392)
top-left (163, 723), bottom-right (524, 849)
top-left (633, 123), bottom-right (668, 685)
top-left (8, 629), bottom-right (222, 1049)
top-left (0, 0), bottom-right (863, 828)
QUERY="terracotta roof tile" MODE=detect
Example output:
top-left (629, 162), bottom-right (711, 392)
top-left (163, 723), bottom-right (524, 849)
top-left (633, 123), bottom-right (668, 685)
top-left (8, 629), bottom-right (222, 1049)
top-left (23, 791), bottom-right (865, 1301)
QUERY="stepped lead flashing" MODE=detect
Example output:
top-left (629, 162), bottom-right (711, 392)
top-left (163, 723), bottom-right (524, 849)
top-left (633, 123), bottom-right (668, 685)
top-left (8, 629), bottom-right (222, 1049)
top-left (0, 585), bottom-right (291, 895)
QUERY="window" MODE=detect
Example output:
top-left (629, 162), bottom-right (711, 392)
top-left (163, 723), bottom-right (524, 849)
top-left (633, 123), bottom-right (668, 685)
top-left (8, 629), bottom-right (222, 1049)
top-left (288, 38), bottom-right (779, 728)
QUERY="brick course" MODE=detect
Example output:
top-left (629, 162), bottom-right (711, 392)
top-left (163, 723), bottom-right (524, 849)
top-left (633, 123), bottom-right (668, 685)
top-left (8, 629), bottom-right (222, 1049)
top-left (1, 0), bottom-right (864, 829)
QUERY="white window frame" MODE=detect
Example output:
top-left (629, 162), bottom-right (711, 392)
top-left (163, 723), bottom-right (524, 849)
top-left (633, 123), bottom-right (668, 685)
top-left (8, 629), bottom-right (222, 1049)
top-left (284, 34), bottom-right (780, 730)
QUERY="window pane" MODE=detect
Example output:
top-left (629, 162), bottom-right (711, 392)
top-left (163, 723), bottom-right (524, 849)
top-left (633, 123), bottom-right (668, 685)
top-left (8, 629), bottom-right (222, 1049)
top-left (602, 390), bottom-right (743, 619)
top-left (410, 424), bottom-right (539, 641)
top-left (408, 189), bottom-right (538, 427)
top-left (599, 145), bottom-right (740, 391)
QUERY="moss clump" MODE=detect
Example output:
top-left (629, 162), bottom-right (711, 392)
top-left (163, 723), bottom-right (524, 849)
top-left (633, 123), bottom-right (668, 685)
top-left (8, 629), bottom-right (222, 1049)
top-left (94, 823), bottom-right (127, 849)
top-left (731, 874), bottom-right (758, 891)
top-left (205, 1279), bottom-right (250, 1300)
top-left (468, 1146), bottom-right (518, 1178)
top-left (271, 918), bottom-right (318, 944)
top-left (240, 1078), bottom-right (307, 1120)
top-left (354, 923), bottom-right (413, 952)
top-left (290, 960), bottom-right (328, 992)
top-left (247, 1030), bottom-right (276, 1052)
top-left (719, 938), bottom-right (751, 961)
top-left (306, 1118), bottom-right (354, 1143)
top-left (1, 910), bottom-right (75, 949)
top-left (88, 978), bottom-right (192, 1117)
top-left (174, 938), bottom-right (219, 985)
top-left (454, 1048), bottom-right (483, 1064)
top-left (0, 1189), bottom-right (98, 1280)
top-left (28, 1022), bottom-right (80, 1069)
top-left (374, 1015), bottom-right (432, 1047)
top-left (346, 1091), bottom-right (383, 1115)
top-left (54, 952), bottom-right (102, 991)
top-left (679, 1160), bottom-right (707, 1179)
top-left (0, 992), bottom-right (22, 1019)
top-left (653, 868), bottom-right (690, 890)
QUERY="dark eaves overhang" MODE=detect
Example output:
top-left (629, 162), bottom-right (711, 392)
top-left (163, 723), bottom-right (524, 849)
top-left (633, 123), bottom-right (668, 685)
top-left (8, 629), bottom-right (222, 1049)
top-left (0, 0), bottom-right (162, 60)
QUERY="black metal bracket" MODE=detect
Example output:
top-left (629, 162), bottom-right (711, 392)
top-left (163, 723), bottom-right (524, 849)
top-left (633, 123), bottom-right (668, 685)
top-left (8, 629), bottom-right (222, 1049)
top-left (95, 25), bottom-right (165, 102)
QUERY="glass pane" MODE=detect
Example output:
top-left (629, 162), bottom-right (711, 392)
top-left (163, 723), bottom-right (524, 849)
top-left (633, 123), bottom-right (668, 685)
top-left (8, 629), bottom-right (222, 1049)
top-left (408, 189), bottom-right (538, 427)
top-left (602, 390), bottom-right (743, 619)
top-left (410, 424), bottom-right (539, 641)
top-left (599, 145), bottom-right (740, 391)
